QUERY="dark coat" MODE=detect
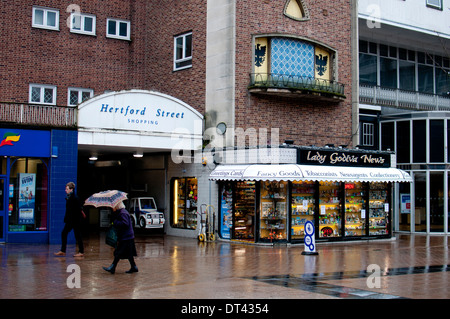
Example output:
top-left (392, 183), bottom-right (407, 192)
top-left (64, 192), bottom-right (83, 225)
top-left (113, 208), bottom-right (135, 241)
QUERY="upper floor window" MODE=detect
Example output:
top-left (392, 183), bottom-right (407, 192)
top-left (70, 12), bottom-right (96, 36)
top-left (174, 32), bottom-right (192, 71)
top-left (29, 84), bottom-right (57, 105)
top-left (32, 6), bottom-right (59, 31)
top-left (106, 18), bottom-right (130, 40)
top-left (426, 0), bottom-right (443, 10)
top-left (68, 88), bottom-right (93, 106)
top-left (362, 123), bottom-right (374, 147)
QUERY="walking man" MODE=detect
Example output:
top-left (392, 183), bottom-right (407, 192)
top-left (54, 182), bottom-right (85, 257)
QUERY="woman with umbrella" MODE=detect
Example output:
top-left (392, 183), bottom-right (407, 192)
top-left (102, 200), bottom-right (138, 274)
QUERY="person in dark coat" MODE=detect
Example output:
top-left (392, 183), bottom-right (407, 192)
top-left (54, 182), bottom-right (85, 257)
top-left (103, 201), bottom-right (138, 274)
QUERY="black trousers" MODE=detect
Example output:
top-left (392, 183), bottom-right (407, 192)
top-left (60, 223), bottom-right (84, 253)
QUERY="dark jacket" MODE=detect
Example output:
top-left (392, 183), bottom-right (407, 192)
top-left (113, 208), bottom-right (135, 241)
top-left (64, 192), bottom-right (83, 225)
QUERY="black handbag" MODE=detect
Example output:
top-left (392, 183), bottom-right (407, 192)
top-left (105, 226), bottom-right (118, 248)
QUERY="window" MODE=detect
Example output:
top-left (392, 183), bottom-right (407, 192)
top-left (68, 88), bottom-right (93, 106)
top-left (362, 123), bottom-right (374, 146)
top-left (426, 0), bottom-right (443, 10)
top-left (29, 84), bottom-right (57, 105)
top-left (174, 32), bottom-right (192, 71)
top-left (172, 177), bottom-right (197, 229)
top-left (106, 18), bottom-right (130, 40)
top-left (9, 158), bottom-right (49, 232)
top-left (70, 12), bottom-right (96, 36)
top-left (32, 6), bottom-right (59, 30)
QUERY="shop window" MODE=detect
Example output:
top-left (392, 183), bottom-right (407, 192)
top-left (70, 12), bottom-right (96, 36)
top-left (414, 172), bottom-right (427, 232)
top-left (234, 181), bottom-right (255, 240)
top-left (319, 182), bottom-right (341, 238)
top-left (260, 181), bottom-right (287, 242)
top-left (29, 84), bottom-right (57, 105)
top-left (369, 182), bottom-right (389, 235)
top-left (8, 158), bottom-right (48, 232)
top-left (398, 182), bottom-right (411, 232)
top-left (396, 121), bottom-right (410, 163)
top-left (430, 172), bottom-right (444, 232)
top-left (429, 120), bottom-right (444, 163)
top-left (291, 181), bottom-right (315, 240)
top-left (174, 32), bottom-right (192, 71)
top-left (68, 87), bottom-right (93, 106)
top-left (413, 120), bottom-right (426, 163)
top-left (344, 182), bottom-right (366, 237)
top-left (220, 182), bottom-right (233, 239)
top-left (172, 177), bottom-right (197, 229)
top-left (106, 18), bottom-right (131, 40)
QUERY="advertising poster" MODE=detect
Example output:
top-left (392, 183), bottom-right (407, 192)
top-left (221, 186), bottom-right (233, 239)
top-left (400, 194), bottom-right (411, 214)
top-left (18, 173), bottom-right (36, 224)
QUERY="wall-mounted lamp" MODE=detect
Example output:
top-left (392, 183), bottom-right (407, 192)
top-left (133, 152), bottom-right (143, 158)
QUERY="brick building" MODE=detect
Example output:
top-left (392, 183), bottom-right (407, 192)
top-left (1, 0), bottom-right (410, 244)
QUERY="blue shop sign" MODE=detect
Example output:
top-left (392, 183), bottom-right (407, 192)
top-left (0, 129), bottom-right (50, 157)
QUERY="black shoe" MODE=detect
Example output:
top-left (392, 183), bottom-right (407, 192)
top-left (125, 266), bottom-right (138, 273)
top-left (103, 264), bottom-right (116, 274)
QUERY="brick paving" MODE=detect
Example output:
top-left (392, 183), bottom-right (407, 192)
top-left (0, 233), bottom-right (449, 300)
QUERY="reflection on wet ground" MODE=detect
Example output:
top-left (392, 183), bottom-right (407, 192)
top-left (1, 232), bottom-right (449, 299)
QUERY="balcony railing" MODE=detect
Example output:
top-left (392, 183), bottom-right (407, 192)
top-left (359, 84), bottom-right (450, 111)
top-left (0, 103), bottom-right (77, 128)
top-left (249, 73), bottom-right (346, 102)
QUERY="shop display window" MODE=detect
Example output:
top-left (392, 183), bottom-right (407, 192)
top-left (234, 181), bottom-right (255, 240)
top-left (172, 177), bottom-right (198, 230)
top-left (344, 182), bottom-right (366, 237)
top-left (8, 158), bottom-right (48, 232)
top-left (291, 181), bottom-right (315, 240)
top-left (260, 181), bottom-right (287, 241)
top-left (220, 182), bottom-right (233, 239)
top-left (369, 182), bottom-right (389, 235)
top-left (319, 182), bottom-right (341, 238)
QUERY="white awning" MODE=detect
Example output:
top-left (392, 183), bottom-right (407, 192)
top-left (298, 165), bottom-right (413, 183)
top-left (209, 164), bottom-right (412, 183)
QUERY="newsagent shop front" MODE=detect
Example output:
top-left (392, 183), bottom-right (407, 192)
top-left (210, 147), bottom-right (412, 243)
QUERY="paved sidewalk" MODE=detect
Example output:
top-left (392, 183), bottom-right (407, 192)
top-left (1, 232), bottom-right (449, 300)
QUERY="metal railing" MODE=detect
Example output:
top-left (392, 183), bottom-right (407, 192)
top-left (249, 73), bottom-right (346, 98)
top-left (0, 103), bottom-right (77, 127)
top-left (359, 84), bottom-right (450, 111)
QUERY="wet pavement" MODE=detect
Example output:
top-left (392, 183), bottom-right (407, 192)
top-left (1, 232), bottom-right (449, 301)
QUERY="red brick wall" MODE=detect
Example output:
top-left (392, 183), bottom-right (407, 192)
top-left (1, 0), bottom-right (135, 106)
top-left (0, 0), bottom-right (207, 114)
top-left (235, 0), bottom-right (353, 147)
top-left (138, 1), bottom-right (207, 113)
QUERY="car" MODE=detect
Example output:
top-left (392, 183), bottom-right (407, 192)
top-left (128, 197), bottom-right (165, 229)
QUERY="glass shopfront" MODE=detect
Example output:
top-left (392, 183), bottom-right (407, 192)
top-left (172, 177), bottom-right (198, 230)
top-left (218, 179), bottom-right (394, 243)
top-left (8, 157), bottom-right (49, 232)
